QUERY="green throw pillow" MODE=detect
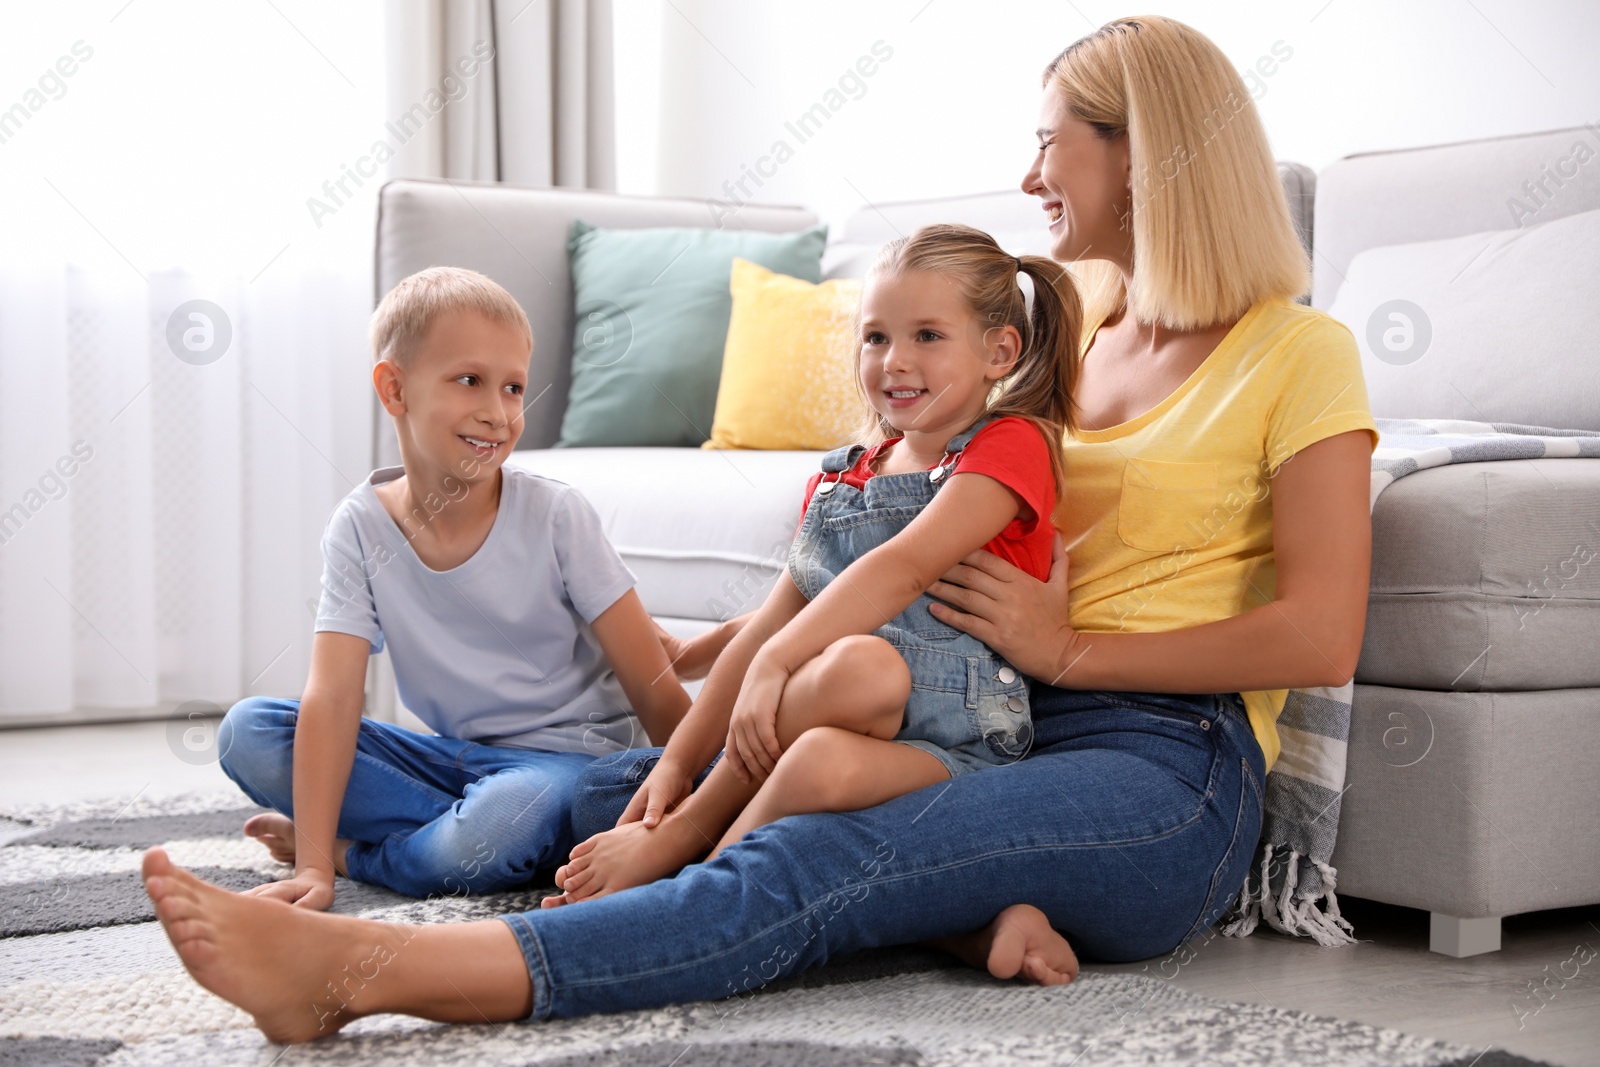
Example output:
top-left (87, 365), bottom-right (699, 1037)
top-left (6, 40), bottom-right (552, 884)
top-left (557, 219), bottom-right (828, 447)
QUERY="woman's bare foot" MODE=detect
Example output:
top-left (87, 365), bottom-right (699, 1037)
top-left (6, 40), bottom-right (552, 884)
top-left (144, 848), bottom-right (534, 1040)
top-left (541, 815), bottom-right (712, 908)
top-left (142, 846), bottom-right (396, 1041)
top-left (931, 904), bottom-right (1080, 986)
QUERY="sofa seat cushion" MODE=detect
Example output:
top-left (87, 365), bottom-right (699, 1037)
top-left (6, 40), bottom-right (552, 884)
top-left (1358, 459), bottom-right (1600, 690)
top-left (506, 447), bottom-right (824, 621)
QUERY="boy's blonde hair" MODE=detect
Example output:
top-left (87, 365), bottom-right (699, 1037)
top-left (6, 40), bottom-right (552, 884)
top-left (1046, 16), bottom-right (1310, 332)
top-left (369, 266), bottom-right (533, 366)
top-left (854, 223), bottom-right (1083, 505)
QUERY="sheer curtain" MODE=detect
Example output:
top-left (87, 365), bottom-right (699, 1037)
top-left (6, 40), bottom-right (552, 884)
top-left (0, 3), bottom-right (384, 724)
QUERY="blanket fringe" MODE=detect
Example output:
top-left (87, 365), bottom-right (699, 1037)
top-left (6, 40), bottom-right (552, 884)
top-left (1218, 844), bottom-right (1357, 946)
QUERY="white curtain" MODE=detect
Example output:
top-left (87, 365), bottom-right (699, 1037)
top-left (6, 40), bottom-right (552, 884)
top-left (384, 0), bottom-right (616, 187)
top-left (0, 4), bottom-right (383, 725)
top-left (0, 1), bottom-right (619, 726)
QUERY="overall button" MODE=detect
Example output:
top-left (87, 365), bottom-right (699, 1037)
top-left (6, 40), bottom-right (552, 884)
top-left (817, 481), bottom-right (836, 494)
top-left (996, 667), bottom-right (1017, 684)
top-left (1200, 719), bottom-right (1211, 731)
top-left (929, 466), bottom-right (946, 483)
top-left (1006, 695), bottom-right (1025, 713)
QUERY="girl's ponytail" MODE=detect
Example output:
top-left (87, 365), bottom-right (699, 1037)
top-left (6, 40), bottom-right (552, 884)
top-left (988, 254), bottom-right (1083, 505)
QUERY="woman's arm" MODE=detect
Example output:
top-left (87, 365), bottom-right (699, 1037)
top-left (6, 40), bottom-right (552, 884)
top-left (757, 472), bottom-right (1024, 675)
top-left (928, 430), bottom-right (1372, 691)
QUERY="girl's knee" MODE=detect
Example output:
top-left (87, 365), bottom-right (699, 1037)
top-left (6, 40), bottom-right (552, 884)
top-left (769, 728), bottom-right (858, 810)
top-left (814, 636), bottom-right (911, 726)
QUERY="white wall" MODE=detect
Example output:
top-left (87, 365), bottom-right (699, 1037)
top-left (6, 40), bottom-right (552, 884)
top-left (614, 0), bottom-right (1600, 228)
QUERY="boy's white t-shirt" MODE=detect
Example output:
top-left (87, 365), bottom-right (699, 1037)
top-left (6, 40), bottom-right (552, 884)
top-left (315, 465), bottom-right (642, 754)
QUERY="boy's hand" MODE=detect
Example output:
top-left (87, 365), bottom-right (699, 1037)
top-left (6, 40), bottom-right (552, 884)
top-left (726, 657), bottom-right (789, 783)
top-left (617, 757), bottom-right (695, 828)
top-left (245, 870), bottom-right (335, 910)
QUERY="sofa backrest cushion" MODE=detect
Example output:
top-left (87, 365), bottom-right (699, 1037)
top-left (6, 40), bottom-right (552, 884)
top-left (1327, 205), bottom-right (1600, 430)
top-left (1313, 124), bottom-right (1600, 309)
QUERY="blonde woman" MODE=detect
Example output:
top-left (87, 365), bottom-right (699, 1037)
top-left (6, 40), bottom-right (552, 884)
top-left (141, 16), bottom-right (1377, 1041)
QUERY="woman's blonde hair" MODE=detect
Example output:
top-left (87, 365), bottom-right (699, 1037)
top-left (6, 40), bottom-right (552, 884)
top-left (853, 223), bottom-right (1082, 504)
top-left (370, 266), bottom-right (533, 366)
top-left (1046, 16), bottom-right (1310, 332)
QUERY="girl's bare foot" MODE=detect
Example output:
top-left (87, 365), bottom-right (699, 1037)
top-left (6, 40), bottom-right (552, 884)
top-left (932, 903), bottom-right (1079, 986)
top-left (242, 812), bottom-right (297, 865)
top-left (143, 847), bottom-right (533, 1042)
top-left (541, 815), bottom-right (712, 908)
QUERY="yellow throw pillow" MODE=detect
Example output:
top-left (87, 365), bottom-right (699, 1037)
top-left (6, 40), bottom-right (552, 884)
top-left (704, 258), bottom-right (863, 451)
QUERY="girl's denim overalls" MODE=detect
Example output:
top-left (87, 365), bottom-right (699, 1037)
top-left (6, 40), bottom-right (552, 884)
top-left (787, 416), bottom-right (1034, 777)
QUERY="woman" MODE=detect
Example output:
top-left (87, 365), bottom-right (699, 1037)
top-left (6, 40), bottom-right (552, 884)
top-left (141, 16), bottom-right (1377, 1042)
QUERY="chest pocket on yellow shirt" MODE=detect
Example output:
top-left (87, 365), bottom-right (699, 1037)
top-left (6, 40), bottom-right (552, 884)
top-left (1117, 459), bottom-right (1220, 553)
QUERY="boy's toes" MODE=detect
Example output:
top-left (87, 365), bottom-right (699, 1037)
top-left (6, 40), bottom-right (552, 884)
top-left (539, 892), bottom-right (569, 909)
top-left (567, 838), bottom-right (595, 859)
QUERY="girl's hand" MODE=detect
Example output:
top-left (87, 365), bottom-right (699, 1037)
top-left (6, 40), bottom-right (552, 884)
top-left (928, 532), bottom-right (1082, 684)
top-left (617, 756), bottom-right (696, 828)
top-left (725, 657), bottom-right (790, 783)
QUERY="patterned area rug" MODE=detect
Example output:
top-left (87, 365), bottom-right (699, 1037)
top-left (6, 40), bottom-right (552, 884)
top-left (0, 791), bottom-right (1558, 1067)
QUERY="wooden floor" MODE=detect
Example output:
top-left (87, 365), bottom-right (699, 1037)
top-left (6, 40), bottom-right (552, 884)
top-left (3, 719), bottom-right (1597, 1066)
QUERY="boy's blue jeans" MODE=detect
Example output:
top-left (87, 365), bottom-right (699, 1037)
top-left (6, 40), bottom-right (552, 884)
top-left (496, 685), bottom-right (1267, 1020)
top-left (217, 696), bottom-right (595, 898)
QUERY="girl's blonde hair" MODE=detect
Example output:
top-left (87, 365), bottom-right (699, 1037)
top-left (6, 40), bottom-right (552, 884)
top-left (1046, 16), bottom-right (1310, 332)
top-left (853, 223), bottom-right (1082, 504)
top-left (370, 266), bottom-right (533, 366)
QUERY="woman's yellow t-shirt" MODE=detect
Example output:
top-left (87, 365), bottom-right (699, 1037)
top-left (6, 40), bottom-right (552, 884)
top-left (1057, 297), bottom-right (1379, 772)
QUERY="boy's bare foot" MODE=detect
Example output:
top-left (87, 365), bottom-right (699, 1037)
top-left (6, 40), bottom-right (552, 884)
top-left (142, 847), bottom-right (386, 1042)
top-left (243, 812), bottom-right (297, 865)
top-left (931, 903), bottom-right (1079, 986)
top-left (541, 815), bottom-right (712, 908)
top-left (243, 812), bottom-right (350, 876)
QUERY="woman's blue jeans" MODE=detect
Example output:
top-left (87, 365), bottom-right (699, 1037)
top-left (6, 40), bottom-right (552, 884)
top-left (496, 685), bottom-right (1266, 1021)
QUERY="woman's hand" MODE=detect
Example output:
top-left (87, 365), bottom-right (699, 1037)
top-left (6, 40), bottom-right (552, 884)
top-left (725, 654), bottom-right (790, 783)
top-left (928, 533), bottom-right (1081, 684)
top-left (617, 755), bottom-right (696, 828)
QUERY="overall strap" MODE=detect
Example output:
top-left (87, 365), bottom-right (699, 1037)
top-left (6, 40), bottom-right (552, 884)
top-left (925, 414), bottom-right (1000, 486)
top-left (820, 442), bottom-right (868, 475)
top-left (943, 414), bottom-right (999, 457)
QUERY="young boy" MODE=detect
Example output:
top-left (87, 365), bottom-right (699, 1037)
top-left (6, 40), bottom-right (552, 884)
top-left (218, 266), bottom-right (695, 908)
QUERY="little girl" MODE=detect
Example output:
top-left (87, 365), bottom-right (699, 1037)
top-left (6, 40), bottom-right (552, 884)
top-left (544, 223), bottom-right (1082, 905)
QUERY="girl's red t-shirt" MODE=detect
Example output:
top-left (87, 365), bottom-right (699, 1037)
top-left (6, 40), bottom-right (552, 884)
top-left (795, 416), bottom-right (1058, 581)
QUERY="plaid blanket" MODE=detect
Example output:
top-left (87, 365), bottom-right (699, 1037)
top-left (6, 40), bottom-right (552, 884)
top-left (1219, 418), bottom-right (1600, 945)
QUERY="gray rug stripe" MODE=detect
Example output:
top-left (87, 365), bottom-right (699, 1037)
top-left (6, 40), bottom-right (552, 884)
top-left (495, 1041), bottom-right (922, 1066)
top-left (0, 867), bottom-right (264, 938)
top-left (18, 808), bottom-right (267, 850)
top-left (1434, 1052), bottom-right (1561, 1067)
top-left (0, 1036), bottom-right (121, 1066)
